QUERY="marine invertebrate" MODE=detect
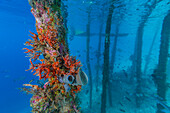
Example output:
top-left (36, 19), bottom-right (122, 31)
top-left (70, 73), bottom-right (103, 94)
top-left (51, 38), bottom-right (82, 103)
top-left (22, 0), bottom-right (88, 112)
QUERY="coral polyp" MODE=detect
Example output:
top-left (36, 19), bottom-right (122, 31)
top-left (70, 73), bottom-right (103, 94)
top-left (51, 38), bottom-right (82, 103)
top-left (22, 0), bottom-right (87, 113)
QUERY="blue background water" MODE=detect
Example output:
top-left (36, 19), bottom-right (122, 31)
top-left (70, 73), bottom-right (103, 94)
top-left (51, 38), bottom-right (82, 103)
top-left (0, 1), bottom-right (33, 113)
top-left (0, 0), bottom-right (170, 113)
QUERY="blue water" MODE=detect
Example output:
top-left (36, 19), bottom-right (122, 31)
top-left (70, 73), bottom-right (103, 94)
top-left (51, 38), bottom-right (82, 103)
top-left (0, 1), bottom-right (33, 113)
top-left (0, 0), bottom-right (170, 113)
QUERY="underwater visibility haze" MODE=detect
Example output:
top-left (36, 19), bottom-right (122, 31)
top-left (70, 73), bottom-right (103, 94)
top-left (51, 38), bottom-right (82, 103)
top-left (0, 0), bottom-right (170, 113)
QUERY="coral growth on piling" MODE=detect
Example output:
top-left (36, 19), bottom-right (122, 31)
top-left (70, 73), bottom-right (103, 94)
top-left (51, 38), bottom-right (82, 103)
top-left (22, 0), bottom-right (83, 112)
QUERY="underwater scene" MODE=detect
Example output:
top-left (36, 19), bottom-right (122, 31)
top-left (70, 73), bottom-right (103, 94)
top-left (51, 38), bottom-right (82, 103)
top-left (0, 0), bottom-right (170, 113)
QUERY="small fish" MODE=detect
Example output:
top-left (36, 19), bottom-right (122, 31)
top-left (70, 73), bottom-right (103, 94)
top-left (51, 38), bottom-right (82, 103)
top-left (0, 70), bottom-right (8, 74)
top-left (119, 102), bottom-right (123, 106)
top-left (89, 46), bottom-right (93, 49)
top-left (125, 97), bottom-right (131, 102)
top-left (152, 95), bottom-right (170, 112)
top-left (119, 108), bottom-right (126, 112)
top-left (77, 50), bottom-right (80, 53)
top-left (29, 79), bottom-right (34, 83)
top-left (96, 102), bottom-right (100, 105)
top-left (122, 70), bottom-right (128, 78)
top-left (13, 76), bottom-right (26, 82)
top-left (4, 75), bottom-right (10, 78)
top-left (125, 91), bottom-right (130, 95)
